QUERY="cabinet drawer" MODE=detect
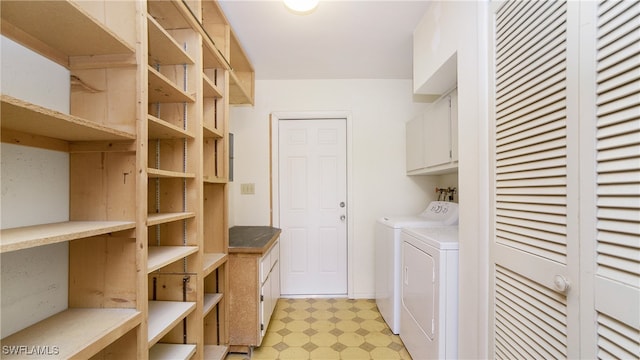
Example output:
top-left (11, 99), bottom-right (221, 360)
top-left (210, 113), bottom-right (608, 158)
top-left (260, 251), bottom-right (270, 285)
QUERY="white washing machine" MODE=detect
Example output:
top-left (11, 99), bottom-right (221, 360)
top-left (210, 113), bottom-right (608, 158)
top-left (375, 201), bottom-right (458, 334)
top-left (400, 226), bottom-right (459, 360)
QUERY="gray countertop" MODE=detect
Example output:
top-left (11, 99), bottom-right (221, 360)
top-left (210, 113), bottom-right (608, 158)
top-left (228, 226), bottom-right (281, 254)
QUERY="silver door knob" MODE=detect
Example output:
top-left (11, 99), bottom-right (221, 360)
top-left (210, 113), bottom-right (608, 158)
top-left (553, 275), bottom-right (570, 292)
top-left (340, 215), bottom-right (346, 221)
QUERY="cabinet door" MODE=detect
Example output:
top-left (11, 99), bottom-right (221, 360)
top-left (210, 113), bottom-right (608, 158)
top-left (406, 114), bottom-right (425, 172)
top-left (423, 96), bottom-right (451, 168)
top-left (450, 89), bottom-right (458, 162)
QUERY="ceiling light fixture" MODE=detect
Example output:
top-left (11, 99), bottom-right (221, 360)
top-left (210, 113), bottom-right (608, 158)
top-left (283, 0), bottom-right (319, 14)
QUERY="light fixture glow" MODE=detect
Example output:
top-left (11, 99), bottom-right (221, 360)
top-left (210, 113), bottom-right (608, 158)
top-left (283, 0), bottom-right (319, 14)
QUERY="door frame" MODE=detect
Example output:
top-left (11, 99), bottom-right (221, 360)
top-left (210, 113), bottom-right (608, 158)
top-left (270, 111), bottom-right (354, 298)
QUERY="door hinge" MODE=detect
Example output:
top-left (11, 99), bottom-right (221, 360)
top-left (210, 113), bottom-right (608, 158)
top-left (260, 294), bottom-right (264, 302)
top-left (261, 323), bottom-right (264, 331)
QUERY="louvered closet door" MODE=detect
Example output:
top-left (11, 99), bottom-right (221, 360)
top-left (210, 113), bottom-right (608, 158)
top-left (491, 0), bottom-right (580, 358)
top-left (594, 1), bottom-right (640, 358)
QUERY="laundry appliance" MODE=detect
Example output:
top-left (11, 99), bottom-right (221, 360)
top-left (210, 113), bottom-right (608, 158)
top-left (374, 201), bottom-right (458, 334)
top-left (400, 226), bottom-right (459, 360)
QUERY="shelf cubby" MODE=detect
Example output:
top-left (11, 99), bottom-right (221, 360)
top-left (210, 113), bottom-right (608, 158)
top-left (148, 114), bottom-right (196, 140)
top-left (204, 293), bottom-right (224, 317)
top-left (1, 95), bottom-right (136, 142)
top-left (203, 253), bottom-right (227, 277)
top-left (0, 308), bottom-right (141, 360)
top-left (148, 14), bottom-right (195, 66)
top-left (150, 343), bottom-right (197, 360)
top-left (149, 66), bottom-right (196, 104)
top-left (147, 301), bottom-right (196, 347)
top-left (0, 220), bottom-right (135, 254)
top-left (0, 0), bottom-right (135, 69)
top-left (148, 246), bottom-right (200, 273)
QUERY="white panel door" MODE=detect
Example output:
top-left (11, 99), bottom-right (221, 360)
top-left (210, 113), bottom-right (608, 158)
top-left (279, 119), bottom-right (347, 295)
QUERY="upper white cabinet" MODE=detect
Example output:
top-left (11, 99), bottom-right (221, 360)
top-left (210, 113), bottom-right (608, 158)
top-left (406, 88), bottom-right (458, 175)
top-left (413, 2), bottom-right (466, 95)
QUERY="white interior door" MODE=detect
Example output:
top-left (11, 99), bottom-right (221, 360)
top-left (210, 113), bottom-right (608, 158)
top-left (278, 119), bottom-right (347, 296)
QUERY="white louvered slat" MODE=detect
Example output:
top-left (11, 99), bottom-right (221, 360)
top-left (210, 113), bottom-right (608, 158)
top-left (495, 266), bottom-right (568, 359)
top-left (493, 0), bottom-right (572, 357)
top-left (594, 0), bottom-right (640, 356)
top-left (597, 313), bottom-right (640, 359)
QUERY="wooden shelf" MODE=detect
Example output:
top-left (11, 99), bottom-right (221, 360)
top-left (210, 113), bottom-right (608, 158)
top-left (1, 95), bottom-right (136, 142)
top-left (203, 125), bottom-right (224, 139)
top-left (150, 344), bottom-right (197, 360)
top-left (148, 114), bottom-right (195, 140)
top-left (229, 70), bottom-right (254, 106)
top-left (0, 0), bottom-right (134, 68)
top-left (147, 212), bottom-right (196, 226)
top-left (148, 246), bottom-right (199, 273)
top-left (203, 73), bottom-right (223, 98)
top-left (147, 14), bottom-right (194, 66)
top-left (1, 221), bottom-right (136, 254)
top-left (148, 168), bottom-right (196, 179)
top-left (148, 66), bottom-right (196, 103)
top-left (204, 345), bottom-right (229, 360)
top-left (203, 253), bottom-right (227, 277)
top-left (148, 301), bottom-right (197, 347)
top-left (0, 308), bottom-right (140, 359)
top-left (203, 293), bottom-right (224, 317)
top-left (148, 0), bottom-right (194, 32)
top-left (228, 29), bottom-right (254, 105)
top-left (203, 40), bottom-right (228, 70)
top-left (203, 176), bottom-right (227, 184)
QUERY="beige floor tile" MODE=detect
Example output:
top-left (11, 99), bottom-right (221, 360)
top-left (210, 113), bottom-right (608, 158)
top-left (225, 298), bottom-right (412, 360)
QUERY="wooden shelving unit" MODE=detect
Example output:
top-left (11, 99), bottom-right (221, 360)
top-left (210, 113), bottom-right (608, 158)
top-left (1, 0), bottom-right (254, 358)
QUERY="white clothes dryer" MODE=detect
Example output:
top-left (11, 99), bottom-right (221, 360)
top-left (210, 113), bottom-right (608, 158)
top-left (400, 226), bottom-right (459, 360)
top-left (375, 201), bottom-right (458, 334)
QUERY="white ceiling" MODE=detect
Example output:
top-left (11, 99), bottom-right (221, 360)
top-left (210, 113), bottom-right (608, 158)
top-left (218, 0), bottom-right (431, 80)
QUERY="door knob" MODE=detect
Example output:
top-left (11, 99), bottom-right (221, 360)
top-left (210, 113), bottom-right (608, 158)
top-left (340, 202), bottom-right (346, 208)
top-left (553, 275), bottom-right (570, 292)
top-left (340, 215), bottom-right (346, 221)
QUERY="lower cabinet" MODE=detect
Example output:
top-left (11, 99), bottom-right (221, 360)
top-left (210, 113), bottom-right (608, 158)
top-left (228, 238), bottom-right (280, 351)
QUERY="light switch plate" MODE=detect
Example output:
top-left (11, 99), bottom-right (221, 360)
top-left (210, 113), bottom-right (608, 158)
top-left (240, 183), bottom-right (255, 195)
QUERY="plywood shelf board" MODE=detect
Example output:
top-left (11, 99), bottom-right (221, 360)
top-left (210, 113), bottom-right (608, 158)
top-left (0, 308), bottom-right (141, 360)
top-left (148, 246), bottom-right (199, 273)
top-left (203, 73), bottom-right (223, 98)
top-left (147, 168), bottom-right (196, 179)
top-left (148, 114), bottom-right (195, 140)
top-left (203, 253), bottom-right (227, 276)
top-left (147, 0), bottom-right (193, 32)
top-left (147, 212), bottom-right (196, 226)
top-left (148, 301), bottom-right (196, 347)
top-left (150, 343), bottom-right (197, 360)
top-left (148, 66), bottom-right (195, 104)
top-left (0, 0), bottom-right (134, 65)
top-left (147, 14), bottom-right (194, 66)
top-left (229, 71), bottom-right (253, 105)
top-left (203, 40), bottom-right (228, 70)
top-left (203, 293), bottom-right (224, 317)
top-left (1, 95), bottom-right (136, 142)
top-left (1, 221), bottom-right (136, 253)
top-left (203, 125), bottom-right (224, 139)
top-left (203, 176), bottom-right (227, 184)
top-left (203, 345), bottom-right (229, 360)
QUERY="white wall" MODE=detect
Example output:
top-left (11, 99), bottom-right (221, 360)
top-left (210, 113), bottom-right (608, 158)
top-left (0, 36), bottom-right (70, 337)
top-left (228, 79), bottom-right (456, 298)
top-left (414, 1), bottom-right (491, 358)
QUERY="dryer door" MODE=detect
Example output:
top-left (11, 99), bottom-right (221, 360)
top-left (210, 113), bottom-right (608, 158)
top-left (402, 240), bottom-right (436, 339)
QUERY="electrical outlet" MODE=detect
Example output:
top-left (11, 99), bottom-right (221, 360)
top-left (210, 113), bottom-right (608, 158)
top-left (240, 183), bottom-right (255, 195)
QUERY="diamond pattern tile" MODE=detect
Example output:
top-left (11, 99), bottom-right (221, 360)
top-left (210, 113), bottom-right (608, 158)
top-left (226, 298), bottom-right (412, 359)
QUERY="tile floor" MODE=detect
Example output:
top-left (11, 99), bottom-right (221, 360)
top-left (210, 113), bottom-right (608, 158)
top-left (225, 298), bottom-right (412, 359)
